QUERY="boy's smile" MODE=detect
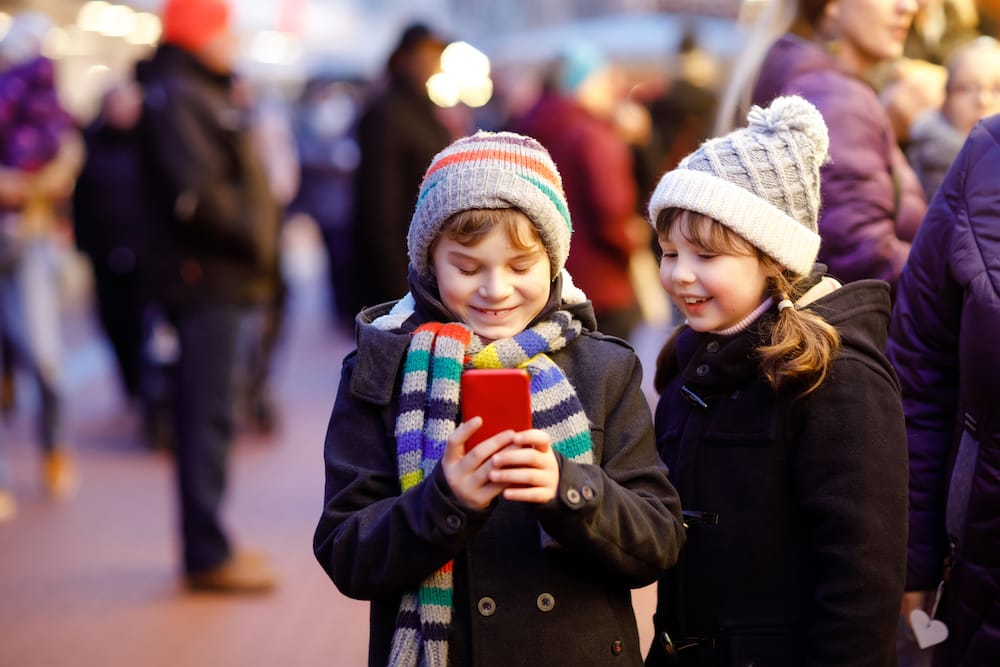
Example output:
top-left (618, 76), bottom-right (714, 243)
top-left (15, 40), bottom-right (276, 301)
top-left (431, 211), bottom-right (552, 341)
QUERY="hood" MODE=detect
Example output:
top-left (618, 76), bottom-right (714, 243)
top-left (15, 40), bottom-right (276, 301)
top-left (669, 275), bottom-right (894, 396)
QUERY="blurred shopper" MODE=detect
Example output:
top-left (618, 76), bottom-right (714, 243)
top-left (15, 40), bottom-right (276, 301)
top-left (134, 0), bottom-right (280, 592)
top-left (887, 112), bottom-right (1000, 667)
top-left (289, 77), bottom-right (362, 329)
top-left (907, 36), bottom-right (1000, 199)
top-left (351, 23), bottom-right (451, 313)
top-left (73, 82), bottom-right (147, 406)
top-left (904, 0), bottom-right (982, 64)
top-left (718, 0), bottom-right (926, 292)
top-left (0, 12), bottom-right (83, 516)
top-left (513, 42), bottom-right (646, 341)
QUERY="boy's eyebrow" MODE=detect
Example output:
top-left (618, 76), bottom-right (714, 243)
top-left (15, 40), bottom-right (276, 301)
top-left (444, 247), bottom-right (543, 261)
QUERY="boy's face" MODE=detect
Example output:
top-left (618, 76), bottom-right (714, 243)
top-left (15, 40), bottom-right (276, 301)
top-left (431, 211), bottom-right (552, 341)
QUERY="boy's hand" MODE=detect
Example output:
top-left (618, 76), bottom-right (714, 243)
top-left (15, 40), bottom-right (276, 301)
top-left (488, 429), bottom-right (559, 504)
top-left (441, 417), bottom-right (514, 511)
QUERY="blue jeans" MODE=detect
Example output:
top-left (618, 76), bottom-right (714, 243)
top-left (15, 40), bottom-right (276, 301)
top-left (0, 239), bottom-right (66, 471)
top-left (169, 303), bottom-right (246, 573)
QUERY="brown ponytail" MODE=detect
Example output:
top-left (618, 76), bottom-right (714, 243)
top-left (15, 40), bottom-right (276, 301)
top-left (757, 266), bottom-right (840, 397)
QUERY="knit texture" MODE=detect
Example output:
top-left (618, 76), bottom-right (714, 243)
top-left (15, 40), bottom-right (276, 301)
top-left (386, 313), bottom-right (593, 666)
top-left (648, 95), bottom-right (828, 276)
top-left (408, 131), bottom-right (572, 281)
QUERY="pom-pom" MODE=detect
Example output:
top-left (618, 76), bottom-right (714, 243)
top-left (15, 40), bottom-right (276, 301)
top-left (747, 95), bottom-right (829, 159)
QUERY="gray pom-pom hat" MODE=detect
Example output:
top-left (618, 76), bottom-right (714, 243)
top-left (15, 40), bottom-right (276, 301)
top-left (648, 95), bottom-right (829, 276)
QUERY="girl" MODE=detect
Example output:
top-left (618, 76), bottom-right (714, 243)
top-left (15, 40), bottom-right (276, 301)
top-left (645, 96), bottom-right (908, 666)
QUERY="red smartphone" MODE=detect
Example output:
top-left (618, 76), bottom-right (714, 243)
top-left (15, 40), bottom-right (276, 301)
top-left (460, 369), bottom-right (532, 452)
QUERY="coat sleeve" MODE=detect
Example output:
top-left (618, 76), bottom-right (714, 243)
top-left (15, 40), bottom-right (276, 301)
top-left (536, 346), bottom-right (685, 587)
top-left (791, 355), bottom-right (909, 666)
top-left (789, 73), bottom-right (926, 288)
top-left (886, 151), bottom-right (965, 590)
top-left (313, 354), bottom-right (492, 600)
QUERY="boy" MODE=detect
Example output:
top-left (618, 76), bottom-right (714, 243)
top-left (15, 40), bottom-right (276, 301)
top-left (314, 131), bottom-right (684, 666)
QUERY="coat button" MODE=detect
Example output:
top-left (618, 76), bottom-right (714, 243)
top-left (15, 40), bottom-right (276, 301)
top-left (706, 341), bottom-right (720, 353)
top-left (695, 363), bottom-right (709, 377)
top-left (536, 592), bottom-right (555, 612)
top-left (477, 596), bottom-right (496, 617)
top-left (581, 485), bottom-right (595, 501)
top-left (444, 514), bottom-right (462, 533)
top-left (566, 488), bottom-right (581, 505)
top-left (611, 640), bottom-right (623, 656)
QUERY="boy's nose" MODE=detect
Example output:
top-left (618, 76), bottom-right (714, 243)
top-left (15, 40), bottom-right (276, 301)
top-left (479, 272), bottom-right (513, 299)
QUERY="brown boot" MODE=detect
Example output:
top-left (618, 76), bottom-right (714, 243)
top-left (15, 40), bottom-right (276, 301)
top-left (43, 450), bottom-right (80, 500)
top-left (185, 550), bottom-right (277, 594)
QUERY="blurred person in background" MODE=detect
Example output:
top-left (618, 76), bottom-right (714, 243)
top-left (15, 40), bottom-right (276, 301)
top-left (134, 0), bottom-right (280, 592)
top-left (0, 11), bottom-right (84, 518)
top-left (72, 81), bottom-right (148, 411)
top-left (888, 112), bottom-right (1000, 667)
top-left (351, 22), bottom-right (451, 313)
top-left (288, 77), bottom-right (362, 330)
top-left (906, 36), bottom-right (1000, 199)
top-left (513, 41), bottom-right (646, 342)
top-left (717, 0), bottom-right (927, 293)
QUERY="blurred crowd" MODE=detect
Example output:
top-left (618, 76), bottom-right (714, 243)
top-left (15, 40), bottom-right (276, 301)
top-left (1, 0), bottom-right (1000, 663)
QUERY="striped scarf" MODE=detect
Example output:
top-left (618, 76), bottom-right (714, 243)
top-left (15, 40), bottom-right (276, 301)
top-left (387, 311), bottom-right (593, 667)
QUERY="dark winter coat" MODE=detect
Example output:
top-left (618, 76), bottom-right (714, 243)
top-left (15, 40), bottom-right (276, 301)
top-left (134, 44), bottom-right (280, 308)
top-left (753, 35), bottom-right (926, 291)
top-left (314, 276), bottom-right (685, 667)
top-left (72, 116), bottom-right (147, 281)
top-left (351, 76), bottom-right (451, 312)
top-left (647, 280), bottom-right (908, 667)
top-left (887, 114), bottom-right (1000, 666)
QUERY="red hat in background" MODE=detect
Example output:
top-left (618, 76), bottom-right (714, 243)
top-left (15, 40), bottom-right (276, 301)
top-left (161, 0), bottom-right (231, 52)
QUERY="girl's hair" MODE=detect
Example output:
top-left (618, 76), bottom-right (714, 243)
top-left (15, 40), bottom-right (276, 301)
top-left (715, 0), bottom-right (830, 135)
top-left (653, 207), bottom-right (840, 397)
top-left (431, 207), bottom-right (541, 254)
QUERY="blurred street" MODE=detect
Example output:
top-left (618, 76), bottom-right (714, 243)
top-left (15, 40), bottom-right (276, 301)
top-left (0, 220), bottom-right (662, 666)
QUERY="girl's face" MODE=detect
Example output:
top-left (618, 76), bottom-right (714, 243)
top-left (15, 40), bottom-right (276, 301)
top-left (943, 48), bottom-right (1000, 135)
top-left (431, 211), bottom-right (552, 341)
top-left (826, 0), bottom-right (918, 73)
top-left (658, 213), bottom-right (773, 333)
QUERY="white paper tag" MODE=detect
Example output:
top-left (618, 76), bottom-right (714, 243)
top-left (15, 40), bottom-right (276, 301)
top-left (909, 609), bottom-right (949, 649)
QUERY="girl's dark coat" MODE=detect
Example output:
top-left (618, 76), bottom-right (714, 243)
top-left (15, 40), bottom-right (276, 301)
top-left (314, 287), bottom-right (684, 667)
top-left (647, 281), bottom-right (908, 667)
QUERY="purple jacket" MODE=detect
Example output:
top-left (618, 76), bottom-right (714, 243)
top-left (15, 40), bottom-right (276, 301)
top-left (753, 35), bottom-right (926, 290)
top-left (887, 114), bottom-right (1000, 665)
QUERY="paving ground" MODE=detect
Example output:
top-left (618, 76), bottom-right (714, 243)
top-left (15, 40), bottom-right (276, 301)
top-left (0, 222), bottom-right (668, 666)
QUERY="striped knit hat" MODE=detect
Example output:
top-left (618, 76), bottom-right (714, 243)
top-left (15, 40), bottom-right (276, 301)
top-left (408, 130), bottom-right (572, 281)
top-left (648, 95), bottom-right (828, 276)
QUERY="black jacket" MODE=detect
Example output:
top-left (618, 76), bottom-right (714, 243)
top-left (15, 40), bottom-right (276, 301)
top-left (314, 278), bottom-right (684, 666)
top-left (648, 280), bottom-right (908, 667)
top-left (134, 44), bottom-right (279, 307)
